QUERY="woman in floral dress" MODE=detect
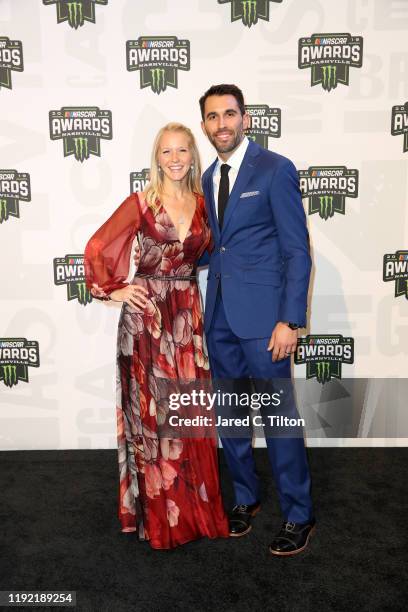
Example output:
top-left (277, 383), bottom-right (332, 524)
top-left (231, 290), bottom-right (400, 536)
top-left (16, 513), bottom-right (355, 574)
top-left (84, 123), bottom-right (228, 549)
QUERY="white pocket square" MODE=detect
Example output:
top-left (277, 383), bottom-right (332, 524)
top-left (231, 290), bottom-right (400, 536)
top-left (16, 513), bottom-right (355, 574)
top-left (240, 190), bottom-right (260, 198)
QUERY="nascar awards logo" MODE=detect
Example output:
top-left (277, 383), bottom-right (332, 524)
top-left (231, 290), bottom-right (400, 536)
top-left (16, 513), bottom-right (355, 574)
top-left (130, 169), bottom-right (150, 194)
top-left (391, 102), bottom-right (408, 153)
top-left (383, 251), bottom-right (408, 299)
top-left (298, 166), bottom-right (359, 220)
top-left (245, 105), bottom-right (281, 148)
top-left (43, 1), bottom-right (108, 30)
top-left (218, 1), bottom-right (282, 28)
top-left (295, 335), bottom-right (354, 384)
top-left (298, 33), bottom-right (363, 91)
top-left (0, 170), bottom-right (31, 224)
top-left (126, 37), bottom-right (190, 94)
top-left (0, 338), bottom-right (40, 388)
top-left (0, 37), bottom-right (23, 90)
top-left (49, 107), bottom-right (112, 162)
top-left (54, 254), bottom-right (92, 305)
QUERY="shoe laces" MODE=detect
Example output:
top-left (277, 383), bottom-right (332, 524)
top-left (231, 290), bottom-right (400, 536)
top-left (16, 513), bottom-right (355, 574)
top-left (233, 504), bottom-right (249, 513)
top-left (283, 521), bottom-right (296, 532)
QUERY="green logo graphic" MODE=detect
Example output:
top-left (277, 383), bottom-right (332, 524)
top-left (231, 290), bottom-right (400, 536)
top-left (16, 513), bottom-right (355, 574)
top-left (319, 195), bottom-right (333, 220)
top-left (316, 361), bottom-right (330, 384)
top-left (295, 335), bottom-right (354, 384)
top-left (0, 169), bottom-right (31, 224)
top-left (0, 338), bottom-right (40, 387)
top-left (391, 102), bottom-right (408, 153)
top-left (298, 33), bottom-right (363, 91)
top-left (67, 2), bottom-right (83, 28)
top-left (218, 0), bottom-right (282, 28)
top-left (321, 65), bottom-right (337, 92)
top-left (49, 107), bottom-right (112, 162)
top-left (151, 68), bottom-right (166, 94)
top-left (0, 37), bottom-right (24, 90)
top-left (242, 1), bottom-right (258, 27)
top-left (54, 254), bottom-right (93, 305)
top-left (73, 137), bottom-right (89, 162)
top-left (2, 365), bottom-right (17, 387)
top-left (245, 105), bottom-right (281, 148)
top-left (299, 166), bottom-right (359, 220)
top-left (71, 281), bottom-right (92, 305)
top-left (126, 37), bottom-right (190, 94)
top-left (130, 168), bottom-right (150, 194)
top-left (383, 251), bottom-right (408, 299)
top-left (43, 1), bottom-right (108, 29)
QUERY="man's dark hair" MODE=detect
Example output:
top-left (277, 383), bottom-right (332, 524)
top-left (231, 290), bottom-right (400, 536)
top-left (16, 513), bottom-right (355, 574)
top-left (199, 84), bottom-right (246, 119)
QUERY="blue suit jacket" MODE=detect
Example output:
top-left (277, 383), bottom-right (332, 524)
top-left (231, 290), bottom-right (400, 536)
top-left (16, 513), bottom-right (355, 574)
top-left (201, 140), bottom-right (312, 339)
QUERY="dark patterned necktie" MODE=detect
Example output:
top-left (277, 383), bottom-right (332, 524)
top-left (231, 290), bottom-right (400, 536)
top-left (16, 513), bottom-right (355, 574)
top-left (218, 163), bottom-right (231, 229)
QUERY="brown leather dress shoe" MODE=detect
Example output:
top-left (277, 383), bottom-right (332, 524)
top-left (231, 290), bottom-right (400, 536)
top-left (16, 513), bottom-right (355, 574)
top-left (229, 502), bottom-right (261, 537)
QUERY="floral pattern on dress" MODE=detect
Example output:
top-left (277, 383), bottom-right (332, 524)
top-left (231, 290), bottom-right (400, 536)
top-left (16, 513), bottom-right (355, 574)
top-left (85, 192), bottom-right (228, 549)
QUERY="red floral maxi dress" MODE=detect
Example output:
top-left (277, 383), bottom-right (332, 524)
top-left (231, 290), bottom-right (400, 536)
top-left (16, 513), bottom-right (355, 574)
top-left (84, 191), bottom-right (229, 549)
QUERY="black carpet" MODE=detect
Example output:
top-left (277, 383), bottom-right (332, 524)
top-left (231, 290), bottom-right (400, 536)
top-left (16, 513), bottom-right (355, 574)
top-left (1, 448), bottom-right (407, 612)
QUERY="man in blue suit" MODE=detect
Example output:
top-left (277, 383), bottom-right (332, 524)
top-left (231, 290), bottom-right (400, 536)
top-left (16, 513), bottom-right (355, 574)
top-left (199, 84), bottom-right (315, 556)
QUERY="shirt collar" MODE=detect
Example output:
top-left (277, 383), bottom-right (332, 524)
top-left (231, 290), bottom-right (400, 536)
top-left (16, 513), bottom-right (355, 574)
top-left (215, 136), bottom-right (249, 173)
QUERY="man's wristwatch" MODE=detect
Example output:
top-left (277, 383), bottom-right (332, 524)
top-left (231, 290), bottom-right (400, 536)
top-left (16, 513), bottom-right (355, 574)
top-left (287, 322), bottom-right (300, 330)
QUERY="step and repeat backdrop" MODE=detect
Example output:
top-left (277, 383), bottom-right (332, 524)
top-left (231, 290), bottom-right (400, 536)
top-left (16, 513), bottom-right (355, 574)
top-left (1, 0), bottom-right (407, 449)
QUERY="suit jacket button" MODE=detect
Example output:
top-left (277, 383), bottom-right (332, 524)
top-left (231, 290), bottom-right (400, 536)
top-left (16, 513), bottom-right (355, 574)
top-left (220, 246), bottom-right (226, 253)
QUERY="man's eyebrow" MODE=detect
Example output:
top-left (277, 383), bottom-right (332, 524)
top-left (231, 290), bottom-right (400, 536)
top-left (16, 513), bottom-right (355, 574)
top-left (205, 108), bottom-right (238, 118)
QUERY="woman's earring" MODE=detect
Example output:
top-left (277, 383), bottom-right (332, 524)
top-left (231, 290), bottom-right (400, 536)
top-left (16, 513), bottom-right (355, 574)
top-left (190, 165), bottom-right (194, 174)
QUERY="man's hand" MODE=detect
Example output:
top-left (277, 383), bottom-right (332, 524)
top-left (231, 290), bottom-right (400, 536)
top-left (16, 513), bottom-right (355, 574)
top-left (267, 322), bottom-right (298, 362)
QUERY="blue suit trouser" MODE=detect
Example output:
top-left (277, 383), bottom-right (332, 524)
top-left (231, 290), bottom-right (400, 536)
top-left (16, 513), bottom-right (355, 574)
top-left (206, 292), bottom-right (313, 523)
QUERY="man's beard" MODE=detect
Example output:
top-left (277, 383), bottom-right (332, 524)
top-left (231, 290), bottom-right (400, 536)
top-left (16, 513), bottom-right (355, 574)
top-left (207, 127), bottom-right (244, 154)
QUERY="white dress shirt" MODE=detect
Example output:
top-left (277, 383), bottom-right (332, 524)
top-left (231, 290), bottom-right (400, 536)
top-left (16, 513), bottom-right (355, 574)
top-left (212, 136), bottom-right (250, 219)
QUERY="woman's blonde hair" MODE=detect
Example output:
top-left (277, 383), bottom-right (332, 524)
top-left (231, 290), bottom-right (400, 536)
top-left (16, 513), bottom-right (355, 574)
top-left (145, 122), bottom-right (203, 209)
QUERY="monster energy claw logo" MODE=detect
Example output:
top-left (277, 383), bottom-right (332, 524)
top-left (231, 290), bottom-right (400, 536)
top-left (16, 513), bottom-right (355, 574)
top-left (295, 335), bottom-right (354, 384)
top-left (74, 137), bottom-right (89, 161)
top-left (298, 33), bottom-right (363, 91)
top-left (151, 68), bottom-right (166, 94)
top-left (53, 254), bottom-right (93, 305)
top-left (383, 251), bottom-right (408, 299)
top-left (218, 1), bottom-right (282, 28)
top-left (67, 2), bottom-right (84, 28)
top-left (75, 281), bottom-right (92, 305)
top-left (299, 166), bottom-right (359, 220)
top-left (319, 196), bottom-right (334, 219)
top-left (242, 1), bottom-right (258, 26)
top-left (321, 65), bottom-right (337, 91)
top-left (49, 107), bottom-right (112, 162)
top-left (126, 37), bottom-right (190, 94)
top-left (0, 338), bottom-right (40, 387)
top-left (316, 361), bottom-right (330, 384)
top-left (2, 364), bottom-right (17, 387)
top-left (43, 1), bottom-right (108, 29)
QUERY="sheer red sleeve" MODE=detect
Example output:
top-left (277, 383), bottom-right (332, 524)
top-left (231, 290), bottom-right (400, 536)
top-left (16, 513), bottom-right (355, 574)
top-left (84, 193), bottom-right (141, 298)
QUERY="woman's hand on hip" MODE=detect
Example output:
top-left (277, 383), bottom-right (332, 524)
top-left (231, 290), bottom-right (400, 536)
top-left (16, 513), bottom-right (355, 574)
top-left (110, 285), bottom-right (149, 309)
